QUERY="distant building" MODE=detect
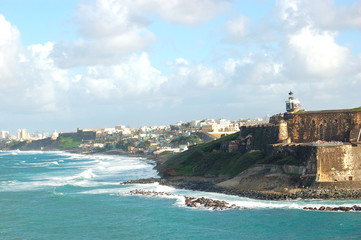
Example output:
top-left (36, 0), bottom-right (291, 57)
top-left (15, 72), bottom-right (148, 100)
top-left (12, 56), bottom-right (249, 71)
top-left (285, 91), bottom-right (302, 112)
top-left (202, 124), bottom-right (218, 132)
top-left (0, 130), bottom-right (9, 139)
top-left (17, 129), bottom-right (28, 140)
top-left (51, 130), bottom-right (59, 140)
top-left (233, 92), bottom-right (361, 188)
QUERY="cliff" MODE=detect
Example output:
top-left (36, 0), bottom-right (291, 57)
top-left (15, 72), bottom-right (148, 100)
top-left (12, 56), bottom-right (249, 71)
top-left (6, 134), bottom-right (85, 152)
top-left (157, 108), bottom-right (361, 194)
top-left (156, 131), bottom-right (312, 194)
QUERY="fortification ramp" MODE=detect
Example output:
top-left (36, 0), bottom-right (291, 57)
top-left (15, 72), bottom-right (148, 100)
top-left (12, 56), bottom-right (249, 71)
top-left (195, 131), bottom-right (218, 142)
top-left (350, 128), bottom-right (361, 142)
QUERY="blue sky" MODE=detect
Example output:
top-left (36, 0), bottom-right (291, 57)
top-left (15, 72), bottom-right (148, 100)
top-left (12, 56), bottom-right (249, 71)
top-left (0, 0), bottom-right (361, 134)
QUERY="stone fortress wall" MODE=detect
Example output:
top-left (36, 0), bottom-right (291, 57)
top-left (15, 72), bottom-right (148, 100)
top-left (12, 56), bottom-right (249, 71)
top-left (233, 92), bottom-right (361, 189)
top-left (271, 110), bottom-right (361, 143)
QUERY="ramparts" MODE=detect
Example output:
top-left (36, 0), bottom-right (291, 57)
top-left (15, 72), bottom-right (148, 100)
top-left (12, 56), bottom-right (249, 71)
top-left (270, 109), bottom-right (361, 143)
top-left (232, 108), bottom-right (361, 189)
top-left (238, 124), bottom-right (279, 152)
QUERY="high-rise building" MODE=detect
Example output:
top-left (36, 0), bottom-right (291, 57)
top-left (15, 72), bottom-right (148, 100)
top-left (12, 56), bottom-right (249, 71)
top-left (0, 131), bottom-right (9, 139)
top-left (17, 129), bottom-right (28, 140)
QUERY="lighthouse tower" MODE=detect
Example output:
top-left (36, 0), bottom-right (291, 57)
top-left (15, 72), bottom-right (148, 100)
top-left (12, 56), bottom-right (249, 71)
top-left (285, 91), bottom-right (301, 112)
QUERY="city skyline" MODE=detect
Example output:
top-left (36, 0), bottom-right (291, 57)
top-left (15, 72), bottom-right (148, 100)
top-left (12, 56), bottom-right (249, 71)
top-left (0, 0), bottom-right (360, 134)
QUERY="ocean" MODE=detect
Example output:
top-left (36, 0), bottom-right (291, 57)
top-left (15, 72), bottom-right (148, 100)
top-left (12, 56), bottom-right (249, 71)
top-left (1, 151), bottom-right (361, 240)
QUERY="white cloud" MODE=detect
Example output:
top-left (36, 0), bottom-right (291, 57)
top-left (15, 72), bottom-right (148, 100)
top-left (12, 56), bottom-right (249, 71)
top-left (278, 0), bottom-right (361, 31)
top-left (52, 0), bottom-right (155, 68)
top-left (52, 29), bottom-right (155, 68)
top-left (285, 26), bottom-right (350, 78)
top-left (302, 0), bottom-right (361, 30)
top-left (52, 0), bottom-right (230, 68)
top-left (0, 15), bottom-right (21, 87)
top-left (222, 15), bottom-right (251, 44)
top-left (167, 59), bottom-right (226, 90)
top-left (80, 52), bottom-right (167, 101)
top-left (74, 0), bottom-right (148, 38)
top-left (0, 15), bottom-right (72, 113)
top-left (194, 65), bottom-right (224, 88)
top-left (223, 57), bottom-right (253, 75)
top-left (135, 0), bottom-right (231, 26)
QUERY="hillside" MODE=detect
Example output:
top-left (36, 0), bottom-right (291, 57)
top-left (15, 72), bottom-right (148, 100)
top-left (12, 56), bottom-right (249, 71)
top-left (5, 136), bottom-right (82, 152)
top-left (157, 132), bottom-right (302, 176)
top-left (156, 131), bottom-right (312, 193)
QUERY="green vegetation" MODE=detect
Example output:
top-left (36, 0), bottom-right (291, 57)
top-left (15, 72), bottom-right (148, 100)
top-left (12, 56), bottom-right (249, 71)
top-left (165, 148), bottom-right (265, 177)
top-left (158, 151), bottom-right (174, 158)
top-left (162, 132), bottom-right (267, 177)
top-left (259, 153), bottom-right (304, 166)
top-left (116, 139), bottom-right (135, 151)
top-left (8, 141), bottom-right (26, 150)
top-left (287, 173), bottom-right (302, 183)
top-left (171, 134), bottom-right (202, 147)
top-left (352, 106), bottom-right (361, 111)
top-left (58, 136), bottom-right (82, 149)
top-left (138, 140), bottom-right (151, 149)
top-left (161, 131), bottom-right (306, 178)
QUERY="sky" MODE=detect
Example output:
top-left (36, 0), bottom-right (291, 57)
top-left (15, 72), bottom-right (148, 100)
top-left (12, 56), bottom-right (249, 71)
top-left (0, 0), bottom-right (361, 134)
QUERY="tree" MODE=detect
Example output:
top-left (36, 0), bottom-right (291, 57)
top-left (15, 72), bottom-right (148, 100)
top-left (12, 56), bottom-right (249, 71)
top-left (138, 140), bottom-right (151, 149)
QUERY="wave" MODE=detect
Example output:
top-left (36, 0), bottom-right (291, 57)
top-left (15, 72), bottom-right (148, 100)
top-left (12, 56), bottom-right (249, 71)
top-left (27, 161), bottom-right (60, 167)
top-left (89, 182), bottom-right (361, 212)
top-left (75, 169), bottom-right (96, 180)
top-left (1, 151), bottom-right (157, 192)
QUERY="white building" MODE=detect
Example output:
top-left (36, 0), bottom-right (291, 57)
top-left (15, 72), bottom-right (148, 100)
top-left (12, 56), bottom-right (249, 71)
top-left (217, 118), bottom-right (232, 131)
top-left (51, 130), bottom-right (59, 140)
top-left (285, 91), bottom-right (302, 112)
top-left (0, 130), bottom-right (9, 139)
top-left (190, 120), bottom-right (201, 128)
top-left (17, 129), bottom-right (28, 140)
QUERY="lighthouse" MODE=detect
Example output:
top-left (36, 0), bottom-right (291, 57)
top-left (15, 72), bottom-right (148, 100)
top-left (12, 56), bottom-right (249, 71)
top-left (285, 91), bottom-right (301, 112)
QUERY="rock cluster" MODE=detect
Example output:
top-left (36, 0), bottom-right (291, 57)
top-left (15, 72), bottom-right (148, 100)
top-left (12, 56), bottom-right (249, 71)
top-left (184, 196), bottom-right (242, 210)
top-left (123, 178), bottom-right (165, 185)
top-left (122, 178), bottom-right (361, 201)
top-left (303, 205), bottom-right (361, 212)
top-left (129, 189), bottom-right (242, 211)
top-left (129, 189), bottom-right (172, 197)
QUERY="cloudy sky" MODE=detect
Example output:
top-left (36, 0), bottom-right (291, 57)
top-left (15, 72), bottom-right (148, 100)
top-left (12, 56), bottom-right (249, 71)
top-left (1, 0), bottom-right (360, 134)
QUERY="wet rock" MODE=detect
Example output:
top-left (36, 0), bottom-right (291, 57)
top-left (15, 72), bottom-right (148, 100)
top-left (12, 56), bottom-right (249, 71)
top-left (130, 189), bottom-right (243, 211)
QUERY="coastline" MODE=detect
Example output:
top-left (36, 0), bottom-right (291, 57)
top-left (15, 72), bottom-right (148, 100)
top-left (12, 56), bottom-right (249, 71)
top-left (68, 149), bottom-right (361, 200)
top-left (122, 177), bottom-right (361, 201)
top-left (9, 149), bottom-right (361, 201)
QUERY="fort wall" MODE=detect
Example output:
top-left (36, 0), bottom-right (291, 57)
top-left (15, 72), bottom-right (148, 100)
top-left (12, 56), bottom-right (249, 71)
top-left (286, 110), bottom-right (361, 143)
top-left (316, 144), bottom-right (361, 182)
top-left (238, 124), bottom-right (279, 152)
top-left (268, 144), bottom-right (317, 175)
top-left (60, 130), bottom-right (96, 140)
top-left (270, 109), bottom-right (361, 143)
top-left (225, 107), bottom-right (361, 189)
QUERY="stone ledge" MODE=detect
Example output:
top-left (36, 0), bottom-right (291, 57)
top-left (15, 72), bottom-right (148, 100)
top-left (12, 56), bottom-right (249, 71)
top-left (313, 181), bottom-right (361, 190)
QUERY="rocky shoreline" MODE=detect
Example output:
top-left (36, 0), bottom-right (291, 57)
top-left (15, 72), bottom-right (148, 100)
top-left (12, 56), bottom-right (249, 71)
top-left (303, 205), bottom-right (361, 212)
top-left (129, 189), bottom-right (243, 211)
top-left (122, 177), bottom-right (361, 201)
top-left (67, 150), bottom-right (361, 202)
top-left (128, 188), bottom-right (361, 212)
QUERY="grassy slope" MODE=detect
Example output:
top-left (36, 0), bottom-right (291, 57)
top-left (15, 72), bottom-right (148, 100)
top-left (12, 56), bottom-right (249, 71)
top-left (160, 132), bottom-right (302, 178)
top-left (57, 136), bottom-right (82, 150)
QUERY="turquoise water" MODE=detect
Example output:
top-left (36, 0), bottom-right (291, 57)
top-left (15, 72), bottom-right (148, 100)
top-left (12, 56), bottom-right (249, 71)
top-left (1, 151), bottom-right (361, 239)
